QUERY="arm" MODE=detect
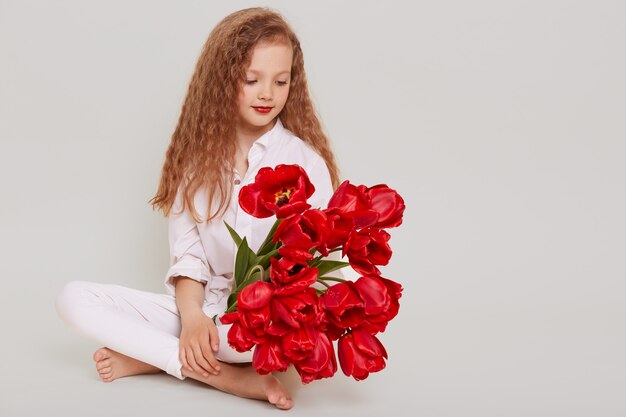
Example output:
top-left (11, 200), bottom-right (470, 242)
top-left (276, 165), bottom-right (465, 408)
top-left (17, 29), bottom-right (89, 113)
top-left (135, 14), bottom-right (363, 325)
top-left (165, 185), bottom-right (220, 376)
top-left (164, 185), bottom-right (211, 295)
top-left (173, 276), bottom-right (222, 377)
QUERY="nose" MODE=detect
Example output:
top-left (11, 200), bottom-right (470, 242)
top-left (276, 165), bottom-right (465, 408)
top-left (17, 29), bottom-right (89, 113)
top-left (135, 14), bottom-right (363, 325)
top-left (258, 81), bottom-right (273, 101)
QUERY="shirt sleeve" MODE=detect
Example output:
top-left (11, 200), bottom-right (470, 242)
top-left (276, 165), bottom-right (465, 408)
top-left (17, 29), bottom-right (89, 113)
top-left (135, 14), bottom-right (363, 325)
top-left (163, 184), bottom-right (211, 295)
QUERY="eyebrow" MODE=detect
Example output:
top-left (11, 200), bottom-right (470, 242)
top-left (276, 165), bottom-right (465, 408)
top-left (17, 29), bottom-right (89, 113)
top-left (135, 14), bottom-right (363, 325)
top-left (247, 69), bottom-right (291, 76)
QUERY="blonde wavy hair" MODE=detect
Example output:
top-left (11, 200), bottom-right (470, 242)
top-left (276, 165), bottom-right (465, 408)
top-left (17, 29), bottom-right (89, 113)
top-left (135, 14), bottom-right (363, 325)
top-left (149, 7), bottom-right (341, 223)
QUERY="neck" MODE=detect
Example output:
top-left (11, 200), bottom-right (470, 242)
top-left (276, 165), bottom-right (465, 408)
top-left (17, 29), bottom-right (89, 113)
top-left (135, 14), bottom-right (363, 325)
top-left (234, 118), bottom-right (277, 156)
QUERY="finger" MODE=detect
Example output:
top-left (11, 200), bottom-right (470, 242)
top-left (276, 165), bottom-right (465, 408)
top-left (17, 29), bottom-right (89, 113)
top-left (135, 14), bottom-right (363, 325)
top-left (201, 342), bottom-right (221, 373)
top-left (186, 347), bottom-right (207, 376)
top-left (179, 347), bottom-right (192, 373)
top-left (208, 323), bottom-right (220, 352)
top-left (193, 345), bottom-right (217, 376)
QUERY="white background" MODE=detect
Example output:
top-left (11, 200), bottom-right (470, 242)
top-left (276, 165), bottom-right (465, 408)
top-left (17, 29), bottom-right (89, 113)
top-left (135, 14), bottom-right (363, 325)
top-left (1, 0), bottom-right (624, 416)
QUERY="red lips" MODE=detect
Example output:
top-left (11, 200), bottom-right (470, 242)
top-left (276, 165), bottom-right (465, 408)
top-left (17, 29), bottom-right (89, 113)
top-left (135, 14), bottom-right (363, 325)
top-left (253, 106), bottom-right (272, 114)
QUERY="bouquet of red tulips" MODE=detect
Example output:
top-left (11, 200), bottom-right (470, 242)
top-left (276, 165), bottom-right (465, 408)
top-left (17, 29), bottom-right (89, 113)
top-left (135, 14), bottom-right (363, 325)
top-left (218, 164), bottom-right (405, 384)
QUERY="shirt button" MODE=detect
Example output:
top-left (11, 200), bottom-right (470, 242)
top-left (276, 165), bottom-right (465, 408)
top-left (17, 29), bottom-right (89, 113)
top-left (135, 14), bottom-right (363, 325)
top-left (234, 179), bottom-right (241, 185)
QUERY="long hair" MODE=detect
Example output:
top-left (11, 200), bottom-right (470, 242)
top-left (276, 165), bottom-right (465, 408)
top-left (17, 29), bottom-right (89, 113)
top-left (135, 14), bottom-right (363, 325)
top-left (149, 7), bottom-right (341, 222)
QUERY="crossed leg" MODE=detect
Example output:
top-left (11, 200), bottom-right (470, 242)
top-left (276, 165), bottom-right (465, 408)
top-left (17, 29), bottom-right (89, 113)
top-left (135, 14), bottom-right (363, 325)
top-left (56, 280), bottom-right (293, 410)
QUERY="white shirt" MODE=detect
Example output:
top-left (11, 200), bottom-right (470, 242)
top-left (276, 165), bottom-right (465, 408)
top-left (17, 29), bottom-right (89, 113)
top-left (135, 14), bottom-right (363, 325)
top-left (164, 117), bottom-right (337, 317)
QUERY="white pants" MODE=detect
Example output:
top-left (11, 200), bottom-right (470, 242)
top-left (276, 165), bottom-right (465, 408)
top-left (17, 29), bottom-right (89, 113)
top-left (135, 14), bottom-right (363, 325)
top-left (55, 280), bottom-right (253, 380)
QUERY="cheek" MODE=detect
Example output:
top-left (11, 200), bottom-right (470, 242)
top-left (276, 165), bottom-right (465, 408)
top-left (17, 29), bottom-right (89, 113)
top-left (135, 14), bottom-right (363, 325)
top-left (279, 86), bottom-right (291, 103)
top-left (238, 86), bottom-right (251, 103)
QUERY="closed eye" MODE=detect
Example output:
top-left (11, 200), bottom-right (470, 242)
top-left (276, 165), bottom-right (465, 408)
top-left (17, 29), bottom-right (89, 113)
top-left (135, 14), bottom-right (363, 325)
top-left (245, 80), bottom-right (289, 86)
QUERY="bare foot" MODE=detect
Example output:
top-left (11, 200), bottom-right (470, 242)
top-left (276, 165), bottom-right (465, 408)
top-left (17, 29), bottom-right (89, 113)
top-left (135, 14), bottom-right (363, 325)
top-left (92, 347), bottom-right (162, 382)
top-left (263, 374), bottom-right (294, 410)
top-left (182, 363), bottom-right (293, 410)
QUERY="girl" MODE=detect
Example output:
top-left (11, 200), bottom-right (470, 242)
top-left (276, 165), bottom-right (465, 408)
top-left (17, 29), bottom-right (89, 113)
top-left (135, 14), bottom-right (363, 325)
top-left (55, 7), bottom-right (341, 411)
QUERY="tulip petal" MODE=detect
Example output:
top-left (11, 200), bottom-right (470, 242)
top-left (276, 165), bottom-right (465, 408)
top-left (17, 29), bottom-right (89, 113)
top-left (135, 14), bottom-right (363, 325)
top-left (352, 327), bottom-right (388, 359)
top-left (239, 185), bottom-right (274, 218)
top-left (238, 281), bottom-right (275, 309)
top-left (355, 276), bottom-right (390, 316)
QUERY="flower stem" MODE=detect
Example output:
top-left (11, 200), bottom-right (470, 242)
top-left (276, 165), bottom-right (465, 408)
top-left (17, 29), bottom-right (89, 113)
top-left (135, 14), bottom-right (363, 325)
top-left (310, 247), bottom-right (344, 266)
top-left (318, 276), bottom-right (346, 283)
top-left (316, 279), bottom-right (331, 288)
top-left (245, 264), bottom-right (265, 282)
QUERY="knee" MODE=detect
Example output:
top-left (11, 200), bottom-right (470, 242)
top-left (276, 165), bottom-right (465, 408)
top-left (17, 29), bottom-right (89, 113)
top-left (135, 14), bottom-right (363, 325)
top-left (55, 280), bottom-right (92, 325)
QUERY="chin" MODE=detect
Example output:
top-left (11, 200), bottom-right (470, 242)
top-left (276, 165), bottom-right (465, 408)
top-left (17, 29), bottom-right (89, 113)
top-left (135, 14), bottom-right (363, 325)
top-left (238, 116), bottom-right (275, 131)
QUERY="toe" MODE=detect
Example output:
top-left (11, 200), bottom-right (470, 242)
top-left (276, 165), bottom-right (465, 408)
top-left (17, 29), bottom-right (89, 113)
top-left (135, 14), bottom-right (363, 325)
top-left (93, 348), bottom-right (109, 362)
top-left (277, 397), bottom-right (293, 410)
top-left (96, 359), bottom-right (111, 370)
top-left (98, 366), bottom-right (112, 375)
top-left (267, 392), bottom-right (279, 404)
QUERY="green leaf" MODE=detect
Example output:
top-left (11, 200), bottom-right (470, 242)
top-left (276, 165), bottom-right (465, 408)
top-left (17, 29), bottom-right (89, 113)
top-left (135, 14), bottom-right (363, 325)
top-left (224, 221), bottom-right (243, 247)
top-left (249, 269), bottom-right (263, 282)
top-left (315, 260), bottom-right (350, 276)
top-left (227, 292), bottom-right (238, 310)
top-left (256, 249), bottom-right (279, 269)
top-left (248, 251), bottom-right (258, 268)
top-left (239, 265), bottom-right (265, 288)
top-left (248, 254), bottom-right (259, 268)
top-left (234, 237), bottom-right (250, 287)
top-left (257, 218), bottom-right (282, 256)
top-left (309, 256), bottom-right (322, 268)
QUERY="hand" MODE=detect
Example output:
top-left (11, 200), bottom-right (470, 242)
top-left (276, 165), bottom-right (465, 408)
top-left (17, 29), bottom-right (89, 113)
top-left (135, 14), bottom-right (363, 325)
top-left (178, 311), bottom-right (221, 377)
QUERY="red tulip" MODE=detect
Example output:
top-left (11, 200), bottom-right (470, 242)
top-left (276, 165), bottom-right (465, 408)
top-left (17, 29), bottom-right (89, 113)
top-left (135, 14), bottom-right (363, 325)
top-left (343, 228), bottom-right (392, 275)
top-left (252, 336), bottom-right (290, 374)
top-left (238, 164), bottom-right (315, 218)
top-left (327, 180), bottom-right (405, 229)
top-left (366, 185), bottom-right (405, 228)
top-left (277, 245), bottom-right (314, 264)
top-left (273, 209), bottom-right (330, 255)
top-left (282, 326), bottom-right (317, 361)
top-left (225, 320), bottom-right (257, 352)
top-left (354, 275), bottom-right (403, 334)
top-left (338, 327), bottom-right (387, 381)
top-left (269, 257), bottom-right (318, 296)
top-left (218, 311), bottom-right (239, 325)
top-left (320, 317), bottom-right (347, 341)
top-left (323, 207), bottom-right (355, 249)
top-left (236, 281), bottom-right (275, 341)
top-left (238, 280), bottom-right (275, 310)
top-left (221, 311), bottom-right (267, 352)
top-left (293, 331), bottom-right (337, 383)
top-left (320, 281), bottom-right (365, 333)
top-left (266, 318), bottom-right (292, 337)
top-left (271, 287), bottom-right (323, 329)
top-left (327, 180), bottom-right (378, 228)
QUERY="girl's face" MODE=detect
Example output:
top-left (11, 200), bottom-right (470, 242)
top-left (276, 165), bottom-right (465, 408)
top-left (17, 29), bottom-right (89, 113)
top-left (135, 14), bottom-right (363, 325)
top-left (236, 41), bottom-right (293, 133)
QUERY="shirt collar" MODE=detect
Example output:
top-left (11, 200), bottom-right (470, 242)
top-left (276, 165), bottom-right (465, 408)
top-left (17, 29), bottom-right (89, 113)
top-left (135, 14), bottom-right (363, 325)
top-left (229, 117), bottom-right (285, 177)
top-left (253, 117), bottom-right (284, 149)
